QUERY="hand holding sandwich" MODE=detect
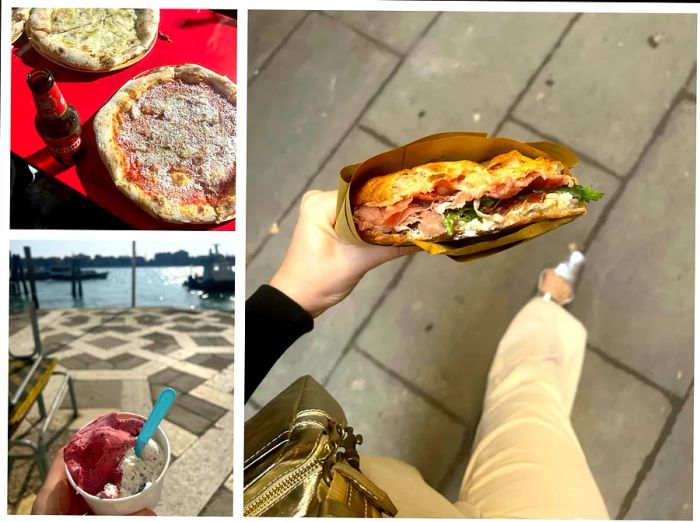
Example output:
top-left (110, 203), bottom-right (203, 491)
top-left (270, 190), bottom-right (419, 317)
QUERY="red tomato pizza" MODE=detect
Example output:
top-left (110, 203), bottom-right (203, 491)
top-left (94, 64), bottom-right (236, 224)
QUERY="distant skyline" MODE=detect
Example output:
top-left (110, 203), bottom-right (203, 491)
top-left (9, 240), bottom-right (233, 260)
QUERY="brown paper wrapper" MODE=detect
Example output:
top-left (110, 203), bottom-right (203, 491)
top-left (335, 132), bottom-right (585, 262)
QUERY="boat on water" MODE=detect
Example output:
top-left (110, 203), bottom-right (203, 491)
top-left (184, 245), bottom-right (235, 293)
top-left (42, 266), bottom-right (109, 281)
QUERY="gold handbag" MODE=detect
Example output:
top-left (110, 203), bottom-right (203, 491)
top-left (244, 375), bottom-right (398, 517)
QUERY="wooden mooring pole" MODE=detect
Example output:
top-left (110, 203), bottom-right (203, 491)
top-left (71, 257), bottom-right (83, 299)
top-left (131, 241), bottom-right (136, 308)
top-left (23, 246), bottom-right (39, 309)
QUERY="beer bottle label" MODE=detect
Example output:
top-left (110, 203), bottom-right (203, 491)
top-left (44, 134), bottom-right (81, 164)
top-left (34, 84), bottom-right (69, 120)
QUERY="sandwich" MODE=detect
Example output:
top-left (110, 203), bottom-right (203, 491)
top-left (351, 150), bottom-right (602, 246)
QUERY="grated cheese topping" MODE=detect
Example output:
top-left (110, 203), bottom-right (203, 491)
top-left (116, 80), bottom-right (236, 206)
top-left (49, 9), bottom-right (141, 55)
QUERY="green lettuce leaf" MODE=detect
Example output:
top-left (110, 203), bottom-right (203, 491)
top-left (443, 206), bottom-right (480, 236)
top-left (440, 184), bottom-right (602, 237)
top-left (557, 184), bottom-right (604, 202)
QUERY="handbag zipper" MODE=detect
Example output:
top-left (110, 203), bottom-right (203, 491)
top-left (244, 458), bottom-right (324, 516)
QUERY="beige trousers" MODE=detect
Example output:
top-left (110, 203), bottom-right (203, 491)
top-left (362, 298), bottom-right (609, 519)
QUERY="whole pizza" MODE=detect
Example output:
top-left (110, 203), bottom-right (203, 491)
top-left (94, 64), bottom-right (237, 224)
top-left (25, 8), bottom-right (159, 71)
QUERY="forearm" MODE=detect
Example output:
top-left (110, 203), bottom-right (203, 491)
top-left (244, 285), bottom-right (314, 401)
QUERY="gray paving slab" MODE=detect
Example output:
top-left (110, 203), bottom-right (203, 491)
top-left (324, 11), bottom-right (436, 54)
top-left (326, 350), bottom-right (466, 487)
top-left (199, 486), bottom-right (233, 516)
top-left (166, 403), bottom-right (213, 435)
top-left (361, 12), bottom-right (574, 145)
top-left (514, 13), bottom-right (696, 175)
top-left (247, 12), bottom-right (399, 254)
top-left (572, 350), bottom-right (672, 517)
top-left (61, 379), bottom-right (122, 409)
top-left (247, 128), bottom-right (406, 405)
top-left (571, 100), bottom-right (695, 395)
top-left (352, 145), bottom-right (619, 425)
top-left (249, 10), bottom-right (306, 79)
top-left (157, 412), bottom-right (233, 516)
top-left (625, 392), bottom-right (693, 520)
top-left (178, 393), bottom-right (227, 422)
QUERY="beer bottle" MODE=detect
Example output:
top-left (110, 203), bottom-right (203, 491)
top-left (27, 69), bottom-right (82, 165)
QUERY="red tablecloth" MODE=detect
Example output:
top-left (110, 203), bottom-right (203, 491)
top-left (11, 9), bottom-right (237, 230)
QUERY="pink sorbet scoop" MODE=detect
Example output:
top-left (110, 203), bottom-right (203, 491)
top-left (64, 413), bottom-right (143, 497)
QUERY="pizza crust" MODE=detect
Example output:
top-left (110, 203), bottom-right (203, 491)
top-left (11, 8), bottom-right (30, 43)
top-left (94, 64), bottom-right (237, 225)
top-left (26, 8), bottom-right (159, 71)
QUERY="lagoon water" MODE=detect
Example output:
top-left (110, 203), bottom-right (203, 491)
top-left (9, 266), bottom-right (233, 313)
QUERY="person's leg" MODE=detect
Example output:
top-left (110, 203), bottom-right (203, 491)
top-left (455, 264), bottom-right (608, 519)
top-left (361, 456), bottom-right (473, 518)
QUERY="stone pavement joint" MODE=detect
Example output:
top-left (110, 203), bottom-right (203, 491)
top-left (249, 12), bottom-right (310, 84)
top-left (680, 91), bottom-right (696, 104)
top-left (587, 344), bottom-right (683, 406)
top-left (356, 123), bottom-right (399, 149)
top-left (508, 117), bottom-right (624, 180)
top-left (581, 64), bottom-right (696, 254)
top-left (355, 345), bottom-right (466, 425)
top-left (492, 13), bottom-right (582, 136)
top-left (321, 256), bottom-right (414, 387)
top-left (320, 11), bottom-right (405, 58)
top-left (616, 381), bottom-right (694, 519)
top-left (625, 388), bottom-right (694, 519)
top-left (248, 12), bottom-right (442, 265)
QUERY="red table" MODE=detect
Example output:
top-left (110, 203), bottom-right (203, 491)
top-left (11, 9), bottom-right (237, 230)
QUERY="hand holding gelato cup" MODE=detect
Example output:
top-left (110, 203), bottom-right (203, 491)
top-left (64, 412), bottom-right (171, 515)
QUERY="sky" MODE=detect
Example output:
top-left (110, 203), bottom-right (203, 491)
top-left (9, 240), bottom-right (233, 260)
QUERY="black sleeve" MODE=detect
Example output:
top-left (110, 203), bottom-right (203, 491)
top-left (245, 284), bottom-right (314, 402)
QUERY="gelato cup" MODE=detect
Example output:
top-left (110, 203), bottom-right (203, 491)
top-left (64, 412), bottom-right (171, 515)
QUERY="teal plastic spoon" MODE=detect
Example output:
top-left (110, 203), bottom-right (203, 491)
top-left (135, 387), bottom-right (176, 458)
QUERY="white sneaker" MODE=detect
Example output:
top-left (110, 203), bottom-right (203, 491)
top-left (537, 248), bottom-right (585, 306)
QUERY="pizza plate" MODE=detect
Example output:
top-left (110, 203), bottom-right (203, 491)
top-left (28, 33), bottom-right (158, 74)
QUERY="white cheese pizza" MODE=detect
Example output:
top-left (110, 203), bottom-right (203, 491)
top-left (25, 8), bottom-right (159, 71)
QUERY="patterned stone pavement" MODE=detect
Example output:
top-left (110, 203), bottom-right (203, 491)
top-left (247, 11), bottom-right (695, 520)
top-left (8, 307), bottom-right (233, 516)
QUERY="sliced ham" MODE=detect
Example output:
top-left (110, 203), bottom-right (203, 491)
top-left (479, 172), bottom-right (568, 200)
top-left (355, 198), bottom-right (423, 232)
top-left (416, 210), bottom-right (446, 237)
top-left (354, 174), bottom-right (571, 233)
